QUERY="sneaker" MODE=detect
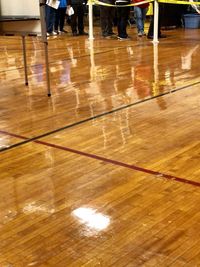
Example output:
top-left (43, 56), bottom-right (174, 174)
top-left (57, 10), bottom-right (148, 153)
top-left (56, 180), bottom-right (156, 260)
top-left (138, 32), bottom-right (142, 37)
top-left (47, 32), bottom-right (58, 36)
top-left (142, 31), bottom-right (146, 36)
top-left (72, 32), bottom-right (79, 36)
top-left (51, 31), bottom-right (58, 36)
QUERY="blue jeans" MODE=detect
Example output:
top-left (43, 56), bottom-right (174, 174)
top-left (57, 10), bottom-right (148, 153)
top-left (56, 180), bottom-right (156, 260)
top-left (45, 5), bottom-right (56, 33)
top-left (134, 6), bottom-right (147, 33)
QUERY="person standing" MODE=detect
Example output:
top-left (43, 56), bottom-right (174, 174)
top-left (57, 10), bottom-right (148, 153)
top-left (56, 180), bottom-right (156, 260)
top-left (70, 0), bottom-right (88, 35)
top-left (133, 0), bottom-right (149, 37)
top-left (147, 3), bottom-right (166, 39)
top-left (46, 1), bottom-right (57, 36)
top-left (100, 0), bottom-right (115, 38)
top-left (115, 0), bottom-right (130, 40)
top-left (54, 0), bottom-right (68, 34)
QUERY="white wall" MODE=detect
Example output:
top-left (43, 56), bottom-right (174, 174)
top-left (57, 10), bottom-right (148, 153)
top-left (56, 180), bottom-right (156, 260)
top-left (0, 0), bottom-right (40, 16)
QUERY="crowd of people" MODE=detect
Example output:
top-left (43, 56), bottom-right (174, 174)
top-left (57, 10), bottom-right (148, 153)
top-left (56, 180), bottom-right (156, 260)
top-left (45, 0), bottom-right (167, 40)
top-left (45, 0), bottom-right (88, 36)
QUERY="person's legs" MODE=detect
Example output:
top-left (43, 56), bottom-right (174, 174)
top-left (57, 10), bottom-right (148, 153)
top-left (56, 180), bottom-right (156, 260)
top-left (59, 7), bottom-right (67, 31)
top-left (54, 8), bottom-right (60, 32)
top-left (141, 7), bottom-right (148, 34)
top-left (107, 7), bottom-right (115, 34)
top-left (71, 5), bottom-right (78, 34)
top-left (77, 5), bottom-right (85, 34)
top-left (147, 3), bottom-right (162, 38)
top-left (100, 6), bottom-right (109, 36)
top-left (117, 4), bottom-right (129, 38)
top-left (46, 5), bottom-right (56, 33)
top-left (134, 6), bottom-right (143, 34)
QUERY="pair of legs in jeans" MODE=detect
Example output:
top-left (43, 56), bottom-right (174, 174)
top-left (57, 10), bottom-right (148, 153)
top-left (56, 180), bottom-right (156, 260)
top-left (134, 6), bottom-right (148, 36)
top-left (46, 5), bottom-right (56, 34)
top-left (100, 6), bottom-right (115, 37)
top-left (55, 7), bottom-right (67, 32)
top-left (116, 3), bottom-right (130, 39)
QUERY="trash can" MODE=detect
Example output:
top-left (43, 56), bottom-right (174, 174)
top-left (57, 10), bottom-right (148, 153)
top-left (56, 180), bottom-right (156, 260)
top-left (183, 14), bottom-right (200, 28)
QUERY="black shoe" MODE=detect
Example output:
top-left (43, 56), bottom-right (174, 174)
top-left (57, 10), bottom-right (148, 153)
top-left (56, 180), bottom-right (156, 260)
top-left (72, 32), bottom-right (79, 36)
top-left (108, 32), bottom-right (116, 36)
top-left (79, 32), bottom-right (88, 35)
top-left (147, 35), bottom-right (153, 39)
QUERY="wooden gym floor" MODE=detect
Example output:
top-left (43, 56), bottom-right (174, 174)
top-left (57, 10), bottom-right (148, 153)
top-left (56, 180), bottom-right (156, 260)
top-left (0, 25), bottom-right (200, 266)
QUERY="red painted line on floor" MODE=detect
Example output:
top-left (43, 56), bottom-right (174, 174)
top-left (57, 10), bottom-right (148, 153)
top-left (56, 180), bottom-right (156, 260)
top-left (0, 130), bottom-right (28, 140)
top-left (36, 140), bottom-right (200, 188)
top-left (1, 129), bottom-right (200, 188)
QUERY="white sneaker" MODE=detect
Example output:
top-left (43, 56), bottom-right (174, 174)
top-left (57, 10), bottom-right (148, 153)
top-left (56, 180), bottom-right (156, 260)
top-left (52, 31), bottom-right (58, 36)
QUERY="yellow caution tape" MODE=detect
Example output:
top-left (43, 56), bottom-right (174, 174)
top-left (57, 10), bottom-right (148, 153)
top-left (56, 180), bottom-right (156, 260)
top-left (158, 0), bottom-right (200, 5)
top-left (88, 0), bottom-right (153, 7)
top-left (88, 0), bottom-right (200, 7)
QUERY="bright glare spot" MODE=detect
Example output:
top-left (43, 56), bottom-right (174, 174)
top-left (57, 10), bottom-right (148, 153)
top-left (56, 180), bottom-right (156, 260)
top-left (72, 207), bottom-right (110, 231)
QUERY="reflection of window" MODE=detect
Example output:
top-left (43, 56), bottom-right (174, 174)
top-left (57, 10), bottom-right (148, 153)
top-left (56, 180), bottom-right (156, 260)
top-left (72, 207), bottom-right (110, 231)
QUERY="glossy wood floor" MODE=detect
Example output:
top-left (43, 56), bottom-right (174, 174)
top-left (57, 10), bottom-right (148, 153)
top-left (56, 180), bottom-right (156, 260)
top-left (0, 24), bottom-right (200, 266)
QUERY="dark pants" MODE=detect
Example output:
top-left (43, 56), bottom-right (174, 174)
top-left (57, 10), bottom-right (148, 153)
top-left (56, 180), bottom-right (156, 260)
top-left (100, 6), bottom-right (115, 36)
top-left (70, 4), bottom-right (85, 34)
top-left (55, 7), bottom-right (67, 31)
top-left (148, 3), bottom-right (164, 37)
top-left (116, 3), bottom-right (130, 38)
top-left (45, 5), bottom-right (56, 33)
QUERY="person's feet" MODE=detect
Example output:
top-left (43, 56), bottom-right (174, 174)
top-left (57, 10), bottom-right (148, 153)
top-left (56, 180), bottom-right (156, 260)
top-left (60, 29), bottom-right (68, 34)
top-left (79, 32), bottom-right (88, 35)
top-left (47, 31), bottom-right (58, 36)
top-left (138, 32), bottom-right (143, 37)
top-left (118, 36), bottom-right (131, 41)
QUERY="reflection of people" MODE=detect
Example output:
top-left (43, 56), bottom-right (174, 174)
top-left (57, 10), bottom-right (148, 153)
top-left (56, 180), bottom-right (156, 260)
top-left (181, 45), bottom-right (199, 70)
top-left (156, 97), bottom-right (167, 110)
top-left (147, 3), bottom-right (166, 39)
